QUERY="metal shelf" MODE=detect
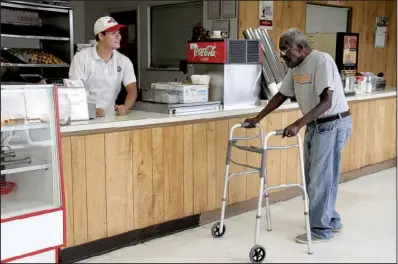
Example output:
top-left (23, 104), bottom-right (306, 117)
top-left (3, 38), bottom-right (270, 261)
top-left (0, 63), bottom-right (69, 68)
top-left (1, 1), bottom-right (71, 13)
top-left (1, 123), bottom-right (50, 132)
top-left (1, 34), bottom-right (70, 41)
top-left (1, 164), bottom-right (49, 175)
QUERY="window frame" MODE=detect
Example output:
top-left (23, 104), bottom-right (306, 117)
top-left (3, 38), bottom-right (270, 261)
top-left (305, 3), bottom-right (352, 34)
top-left (147, 1), bottom-right (203, 70)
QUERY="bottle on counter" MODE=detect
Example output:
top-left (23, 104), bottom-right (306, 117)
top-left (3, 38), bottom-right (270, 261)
top-left (354, 77), bottom-right (361, 95)
top-left (365, 76), bottom-right (373, 93)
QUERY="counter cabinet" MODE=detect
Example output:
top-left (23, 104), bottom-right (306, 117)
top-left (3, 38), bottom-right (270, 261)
top-left (60, 95), bottom-right (396, 250)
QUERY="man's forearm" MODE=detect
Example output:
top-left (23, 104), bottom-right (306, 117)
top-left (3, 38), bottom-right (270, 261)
top-left (124, 89), bottom-right (137, 110)
top-left (256, 92), bottom-right (288, 120)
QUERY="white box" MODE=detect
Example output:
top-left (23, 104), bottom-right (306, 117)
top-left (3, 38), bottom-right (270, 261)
top-left (176, 85), bottom-right (208, 104)
top-left (150, 82), bottom-right (209, 104)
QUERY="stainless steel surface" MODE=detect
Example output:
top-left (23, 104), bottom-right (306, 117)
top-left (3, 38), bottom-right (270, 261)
top-left (243, 28), bottom-right (280, 100)
top-left (0, 63), bottom-right (70, 67)
top-left (1, 0), bottom-right (75, 73)
top-left (87, 103), bottom-right (96, 119)
top-left (1, 151), bottom-right (16, 158)
top-left (69, 9), bottom-right (74, 63)
top-left (243, 28), bottom-right (275, 85)
top-left (186, 63), bottom-right (261, 110)
top-left (2, 157), bottom-right (31, 166)
top-left (254, 28), bottom-right (283, 83)
top-left (1, 0), bottom-right (71, 12)
top-left (1, 34), bottom-right (70, 41)
top-left (223, 64), bottom-right (261, 109)
top-left (260, 28), bottom-right (287, 78)
top-left (134, 101), bottom-right (222, 115)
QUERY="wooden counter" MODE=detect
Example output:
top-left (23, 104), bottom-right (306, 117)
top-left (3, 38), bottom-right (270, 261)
top-left (59, 91), bottom-right (396, 261)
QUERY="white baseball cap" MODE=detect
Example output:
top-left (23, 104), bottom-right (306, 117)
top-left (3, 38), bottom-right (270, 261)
top-left (94, 16), bottom-right (127, 36)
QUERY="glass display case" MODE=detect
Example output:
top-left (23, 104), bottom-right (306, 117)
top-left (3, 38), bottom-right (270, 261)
top-left (1, 84), bottom-right (63, 220)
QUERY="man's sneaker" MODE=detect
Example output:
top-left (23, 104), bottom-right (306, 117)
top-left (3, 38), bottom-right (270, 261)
top-left (332, 227), bottom-right (343, 233)
top-left (295, 233), bottom-right (335, 244)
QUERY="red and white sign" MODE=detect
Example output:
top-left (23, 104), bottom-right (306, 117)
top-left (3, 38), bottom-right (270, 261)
top-left (259, 1), bottom-right (273, 30)
top-left (187, 41), bottom-right (227, 63)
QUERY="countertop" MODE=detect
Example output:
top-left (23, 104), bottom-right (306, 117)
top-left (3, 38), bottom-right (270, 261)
top-left (60, 89), bottom-right (396, 134)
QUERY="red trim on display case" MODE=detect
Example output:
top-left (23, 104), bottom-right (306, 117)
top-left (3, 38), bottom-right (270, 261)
top-left (53, 84), bottom-right (67, 247)
top-left (2, 246), bottom-right (60, 263)
top-left (0, 207), bottom-right (63, 223)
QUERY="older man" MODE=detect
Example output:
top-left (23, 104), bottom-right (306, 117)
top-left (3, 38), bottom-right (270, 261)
top-left (244, 28), bottom-right (352, 244)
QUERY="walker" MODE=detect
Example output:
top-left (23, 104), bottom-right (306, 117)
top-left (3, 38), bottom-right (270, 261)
top-left (210, 122), bottom-right (313, 263)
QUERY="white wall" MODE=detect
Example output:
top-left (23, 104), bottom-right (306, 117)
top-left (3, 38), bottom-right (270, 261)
top-left (79, 0), bottom-right (238, 90)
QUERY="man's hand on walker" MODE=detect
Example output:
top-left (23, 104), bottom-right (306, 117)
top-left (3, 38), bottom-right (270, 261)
top-left (243, 116), bottom-right (260, 129)
top-left (282, 122), bottom-right (301, 138)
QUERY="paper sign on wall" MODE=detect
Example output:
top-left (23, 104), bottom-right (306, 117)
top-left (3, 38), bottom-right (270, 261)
top-left (259, 1), bottom-right (273, 30)
top-left (375, 16), bottom-right (388, 48)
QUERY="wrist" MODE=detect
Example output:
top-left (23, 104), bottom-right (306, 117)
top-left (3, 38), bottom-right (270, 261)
top-left (294, 118), bottom-right (305, 128)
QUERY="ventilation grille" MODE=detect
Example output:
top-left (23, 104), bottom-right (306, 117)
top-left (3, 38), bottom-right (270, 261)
top-left (246, 40), bottom-right (260, 63)
top-left (227, 40), bottom-right (246, 63)
top-left (226, 40), bottom-right (260, 64)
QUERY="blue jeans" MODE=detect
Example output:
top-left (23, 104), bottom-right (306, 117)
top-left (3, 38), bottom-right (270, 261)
top-left (303, 115), bottom-right (352, 239)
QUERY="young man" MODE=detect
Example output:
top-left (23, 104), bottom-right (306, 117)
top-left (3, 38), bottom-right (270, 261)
top-left (244, 28), bottom-right (352, 244)
top-left (69, 16), bottom-right (137, 117)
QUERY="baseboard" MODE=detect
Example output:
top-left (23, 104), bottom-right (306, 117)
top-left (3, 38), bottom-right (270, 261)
top-left (59, 214), bottom-right (200, 264)
top-left (200, 159), bottom-right (396, 225)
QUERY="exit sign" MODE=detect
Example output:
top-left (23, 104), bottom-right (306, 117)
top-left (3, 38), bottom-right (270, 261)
top-left (327, 0), bottom-right (342, 4)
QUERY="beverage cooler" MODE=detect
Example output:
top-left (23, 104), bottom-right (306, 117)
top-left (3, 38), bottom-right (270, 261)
top-left (186, 39), bottom-right (262, 110)
top-left (1, 84), bottom-right (66, 263)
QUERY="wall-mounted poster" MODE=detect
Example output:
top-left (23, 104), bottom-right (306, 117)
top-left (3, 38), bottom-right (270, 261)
top-left (375, 16), bottom-right (388, 48)
top-left (222, 1), bottom-right (236, 18)
top-left (207, 0), bottom-right (221, 19)
top-left (259, 1), bottom-right (273, 30)
top-left (343, 35), bottom-right (358, 66)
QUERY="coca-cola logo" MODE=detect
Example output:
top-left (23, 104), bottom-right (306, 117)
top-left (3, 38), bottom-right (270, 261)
top-left (193, 46), bottom-right (216, 57)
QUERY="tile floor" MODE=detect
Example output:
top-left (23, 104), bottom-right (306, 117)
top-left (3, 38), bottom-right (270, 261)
top-left (79, 167), bottom-right (396, 263)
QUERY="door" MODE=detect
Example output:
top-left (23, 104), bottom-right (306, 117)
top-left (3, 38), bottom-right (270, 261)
top-left (111, 10), bottom-right (141, 104)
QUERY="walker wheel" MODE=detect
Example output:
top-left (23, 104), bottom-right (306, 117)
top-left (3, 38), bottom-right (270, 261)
top-left (249, 245), bottom-right (266, 263)
top-left (211, 221), bottom-right (226, 238)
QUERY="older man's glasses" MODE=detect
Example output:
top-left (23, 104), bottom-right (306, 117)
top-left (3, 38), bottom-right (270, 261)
top-left (277, 48), bottom-right (290, 57)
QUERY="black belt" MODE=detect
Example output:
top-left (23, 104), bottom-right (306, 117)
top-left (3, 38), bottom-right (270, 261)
top-left (312, 110), bottom-right (351, 125)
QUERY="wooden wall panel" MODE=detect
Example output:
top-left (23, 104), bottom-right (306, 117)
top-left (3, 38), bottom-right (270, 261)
top-left (61, 97), bottom-right (396, 248)
top-left (193, 123), bottom-right (208, 214)
top-left (70, 136), bottom-right (87, 245)
top-left (61, 137), bottom-right (74, 247)
top-left (238, 0), bottom-right (397, 87)
top-left (132, 129), bottom-right (154, 229)
top-left (85, 134), bottom-right (107, 241)
top-left (163, 126), bottom-right (184, 221)
top-left (183, 125), bottom-right (194, 216)
top-left (152, 127), bottom-right (164, 224)
top-left (206, 122), bottom-right (217, 211)
top-left (105, 132), bottom-right (133, 236)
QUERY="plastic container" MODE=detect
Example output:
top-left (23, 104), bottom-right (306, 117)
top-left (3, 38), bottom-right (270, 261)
top-left (58, 93), bottom-right (71, 125)
top-left (153, 90), bottom-right (179, 104)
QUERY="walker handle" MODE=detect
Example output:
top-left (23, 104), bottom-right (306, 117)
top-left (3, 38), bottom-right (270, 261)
top-left (241, 122), bottom-right (251, 128)
top-left (275, 129), bottom-right (284, 136)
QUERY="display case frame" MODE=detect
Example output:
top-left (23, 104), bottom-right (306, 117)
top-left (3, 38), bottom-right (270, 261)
top-left (1, 83), bottom-right (66, 263)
